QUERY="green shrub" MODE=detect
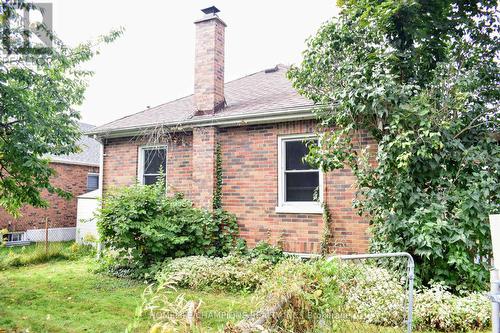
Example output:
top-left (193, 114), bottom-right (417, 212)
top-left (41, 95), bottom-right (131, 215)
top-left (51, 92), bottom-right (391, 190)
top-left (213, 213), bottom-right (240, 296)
top-left (97, 180), bottom-right (239, 278)
top-left (248, 241), bottom-right (286, 264)
top-left (336, 263), bottom-right (490, 331)
top-left (414, 284), bottom-right (490, 332)
top-left (155, 255), bottom-right (273, 293)
top-left (337, 263), bottom-right (407, 326)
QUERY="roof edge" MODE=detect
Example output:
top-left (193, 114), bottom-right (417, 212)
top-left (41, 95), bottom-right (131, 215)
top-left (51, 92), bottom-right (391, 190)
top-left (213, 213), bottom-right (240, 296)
top-left (87, 105), bottom-right (318, 139)
top-left (50, 159), bottom-right (100, 167)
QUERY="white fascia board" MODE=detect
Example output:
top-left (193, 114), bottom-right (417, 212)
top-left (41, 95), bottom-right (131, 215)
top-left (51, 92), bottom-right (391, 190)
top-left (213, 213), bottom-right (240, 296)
top-left (88, 106), bottom-right (318, 139)
top-left (50, 159), bottom-right (100, 167)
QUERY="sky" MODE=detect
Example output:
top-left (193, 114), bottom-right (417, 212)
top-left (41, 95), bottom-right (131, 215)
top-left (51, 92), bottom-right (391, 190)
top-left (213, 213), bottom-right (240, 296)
top-left (48, 1), bottom-right (339, 126)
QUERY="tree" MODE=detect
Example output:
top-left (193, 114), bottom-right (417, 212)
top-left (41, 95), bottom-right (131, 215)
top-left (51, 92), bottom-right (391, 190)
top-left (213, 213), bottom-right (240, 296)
top-left (0, 1), bottom-right (121, 215)
top-left (289, 0), bottom-right (499, 291)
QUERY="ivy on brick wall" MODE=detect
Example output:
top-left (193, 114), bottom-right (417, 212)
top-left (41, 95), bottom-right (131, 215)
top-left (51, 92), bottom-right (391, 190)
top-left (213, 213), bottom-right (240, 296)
top-left (289, 0), bottom-right (500, 291)
top-left (212, 142), bottom-right (223, 210)
top-left (320, 202), bottom-right (332, 256)
top-left (211, 141), bottom-right (240, 256)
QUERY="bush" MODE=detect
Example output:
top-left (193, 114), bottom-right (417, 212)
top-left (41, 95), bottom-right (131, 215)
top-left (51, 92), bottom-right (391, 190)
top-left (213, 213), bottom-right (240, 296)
top-left (248, 241), bottom-right (286, 264)
top-left (155, 255), bottom-right (273, 293)
top-left (414, 284), bottom-right (490, 332)
top-left (336, 263), bottom-right (490, 332)
top-left (97, 180), bottom-right (239, 278)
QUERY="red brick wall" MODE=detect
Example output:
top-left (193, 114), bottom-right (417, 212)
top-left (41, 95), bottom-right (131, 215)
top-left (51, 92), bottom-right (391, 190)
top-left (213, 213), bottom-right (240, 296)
top-left (101, 121), bottom-right (376, 254)
top-left (219, 120), bottom-right (375, 254)
top-left (194, 17), bottom-right (225, 114)
top-left (102, 133), bottom-right (193, 196)
top-left (0, 162), bottom-right (99, 231)
top-left (192, 127), bottom-right (216, 209)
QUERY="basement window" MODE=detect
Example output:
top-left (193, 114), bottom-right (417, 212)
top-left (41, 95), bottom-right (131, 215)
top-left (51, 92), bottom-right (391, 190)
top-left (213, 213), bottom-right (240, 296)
top-left (138, 146), bottom-right (167, 185)
top-left (276, 135), bottom-right (322, 214)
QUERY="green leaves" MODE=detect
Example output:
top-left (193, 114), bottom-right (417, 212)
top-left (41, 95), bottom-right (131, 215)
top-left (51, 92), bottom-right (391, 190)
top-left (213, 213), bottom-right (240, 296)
top-left (0, 3), bottom-right (122, 215)
top-left (290, 0), bottom-right (499, 291)
top-left (97, 182), bottom-right (240, 279)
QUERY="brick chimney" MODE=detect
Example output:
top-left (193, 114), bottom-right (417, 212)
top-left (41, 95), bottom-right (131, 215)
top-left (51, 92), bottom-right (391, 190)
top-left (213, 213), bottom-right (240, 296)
top-left (194, 6), bottom-right (226, 115)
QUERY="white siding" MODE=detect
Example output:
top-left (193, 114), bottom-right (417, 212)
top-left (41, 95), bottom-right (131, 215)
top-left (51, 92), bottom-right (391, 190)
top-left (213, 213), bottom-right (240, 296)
top-left (76, 190), bottom-right (100, 244)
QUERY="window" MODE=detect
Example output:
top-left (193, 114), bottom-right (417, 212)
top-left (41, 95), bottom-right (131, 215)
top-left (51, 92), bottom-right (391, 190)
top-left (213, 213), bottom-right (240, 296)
top-left (138, 146), bottom-right (167, 185)
top-left (276, 135), bottom-right (322, 214)
top-left (87, 173), bottom-right (99, 192)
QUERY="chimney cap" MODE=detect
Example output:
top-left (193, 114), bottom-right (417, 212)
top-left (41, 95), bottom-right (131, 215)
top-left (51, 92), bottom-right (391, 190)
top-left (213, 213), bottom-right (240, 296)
top-left (201, 6), bottom-right (220, 15)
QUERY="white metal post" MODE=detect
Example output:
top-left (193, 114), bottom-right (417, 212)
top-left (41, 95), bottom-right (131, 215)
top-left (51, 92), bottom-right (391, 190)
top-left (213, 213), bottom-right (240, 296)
top-left (492, 268), bottom-right (499, 333)
top-left (490, 214), bottom-right (500, 333)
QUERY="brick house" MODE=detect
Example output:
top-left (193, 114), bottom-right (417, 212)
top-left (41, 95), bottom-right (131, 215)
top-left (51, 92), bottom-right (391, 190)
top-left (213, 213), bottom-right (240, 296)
top-left (88, 7), bottom-right (373, 254)
top-left (0, 122), bottom-right (100, 242)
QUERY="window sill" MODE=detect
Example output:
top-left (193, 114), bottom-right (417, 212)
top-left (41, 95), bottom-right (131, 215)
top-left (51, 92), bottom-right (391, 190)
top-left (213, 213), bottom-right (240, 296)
top-left (275, 205), bottom-right (323, 214)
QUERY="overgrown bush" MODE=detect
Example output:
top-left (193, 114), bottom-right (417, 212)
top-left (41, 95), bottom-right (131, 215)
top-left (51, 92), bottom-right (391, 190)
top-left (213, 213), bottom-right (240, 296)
top-left (155, 255), bottom-right (273, 293)
top-left (247, 241), bottom-right (286, 264)
top-left (414, 284), bottom-right (490, 332)
top-left (289, 0), bottom-right (500, 291)
top-left (336, 263), bottom-right (490, 332)
top-left (97, 180), bottom-right (239, 278)
top-left (133, 256), bottom-right (491, 332)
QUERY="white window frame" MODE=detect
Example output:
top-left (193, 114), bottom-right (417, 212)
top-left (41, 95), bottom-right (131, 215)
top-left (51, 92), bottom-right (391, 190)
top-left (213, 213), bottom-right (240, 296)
top-left (137, 145), bottom-right (168, 185)
top-left (276, 134), bottom-right (323, 214)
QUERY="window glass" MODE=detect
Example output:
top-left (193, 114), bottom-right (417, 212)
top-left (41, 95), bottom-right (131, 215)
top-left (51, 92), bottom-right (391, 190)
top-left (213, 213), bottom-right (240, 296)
top-left (281, 138), bottom-right (320, 204)
top-left (87, 174), bottom-right (99, 192)
top-left (144, 149), bottom-right (166, 175)
top-left (141, 147), bottom-right (166, 185)
top-left (285, 140), bottom-right (316, 170)
top-left (285, 171), bottom-right (319, 201)
top-left (144, 175), bottom-right (162, 185)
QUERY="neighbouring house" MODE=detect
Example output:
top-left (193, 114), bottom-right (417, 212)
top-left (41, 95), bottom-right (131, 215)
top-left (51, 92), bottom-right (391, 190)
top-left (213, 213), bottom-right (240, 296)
top-left (88, 7), bottom-right (375, 254)
top-left (0, 122), bottom-right (101, 243)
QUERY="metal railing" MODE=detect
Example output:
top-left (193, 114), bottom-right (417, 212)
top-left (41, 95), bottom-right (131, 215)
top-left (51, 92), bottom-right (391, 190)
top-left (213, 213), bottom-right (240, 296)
top-left (327, 252), bottom-right (415, 333)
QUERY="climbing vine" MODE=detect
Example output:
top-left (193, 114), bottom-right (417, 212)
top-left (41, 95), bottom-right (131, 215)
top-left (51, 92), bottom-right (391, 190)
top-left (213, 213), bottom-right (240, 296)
top-left (212, 142), bottom-right (223, 210)
top-left (211, 142), bottom-right (240, 256)
top-left (320, 202), bottom-right (332, 256)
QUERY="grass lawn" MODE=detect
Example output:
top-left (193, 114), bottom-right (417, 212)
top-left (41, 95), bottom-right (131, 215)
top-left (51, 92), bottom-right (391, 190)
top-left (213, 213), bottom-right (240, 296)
top-left (0, 258), bottom-right (256, 332)
top-left (0, 253), bottom-right (488, 333)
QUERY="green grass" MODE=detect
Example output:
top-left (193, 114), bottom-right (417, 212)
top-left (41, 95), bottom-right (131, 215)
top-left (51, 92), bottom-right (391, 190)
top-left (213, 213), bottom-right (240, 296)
top-left (0, 241), bottom-right (71, 255)
top-left (0, 255), bottom-right (487, 333)
top-left (0, 259), bottom-right (257, 332)
top-left (0, 241), bottom-right (92, 270)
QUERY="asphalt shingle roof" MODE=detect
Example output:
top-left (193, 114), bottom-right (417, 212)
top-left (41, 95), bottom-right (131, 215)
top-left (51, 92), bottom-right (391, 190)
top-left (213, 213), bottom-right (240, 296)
top-left (91, 64), bottom-right (313, 134)
top-left (48, 122), bottom-right (101, 166)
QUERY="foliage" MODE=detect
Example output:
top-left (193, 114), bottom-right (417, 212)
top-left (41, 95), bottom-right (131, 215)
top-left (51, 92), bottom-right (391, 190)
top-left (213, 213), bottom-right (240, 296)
top-left (338, 263), bottom-right (408, 326)
top-left (211, 142), bottom-right (240, 256)
top-left (289, 0), bottom-right (500, 291)
top-left (0, 1), bottom-right (122, 215)
top-left (212, 142), bottom-right (223, 210)
top-left (212, 209), bottom-right (240, 257)
top-left (414, 284), bottom-right (490, 331)
top-left (97, 180), bottom-right (240, 279)
top-left (320, 202), bottom-right (332, 256)
top-left (155, 255), bottom-right (273, 294)
top-left (247, 241), bottom-right (286, 264)
top-left (131, 274), bottom-right (198, 333)
top-left (337, 263), bottom-right (490, 331)
top-left (0, 241), bottom-right (93, 270)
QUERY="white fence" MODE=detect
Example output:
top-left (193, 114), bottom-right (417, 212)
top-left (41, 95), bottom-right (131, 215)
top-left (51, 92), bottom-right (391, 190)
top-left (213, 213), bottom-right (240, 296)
top-left (25, 227), bottom-right (76, 242)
